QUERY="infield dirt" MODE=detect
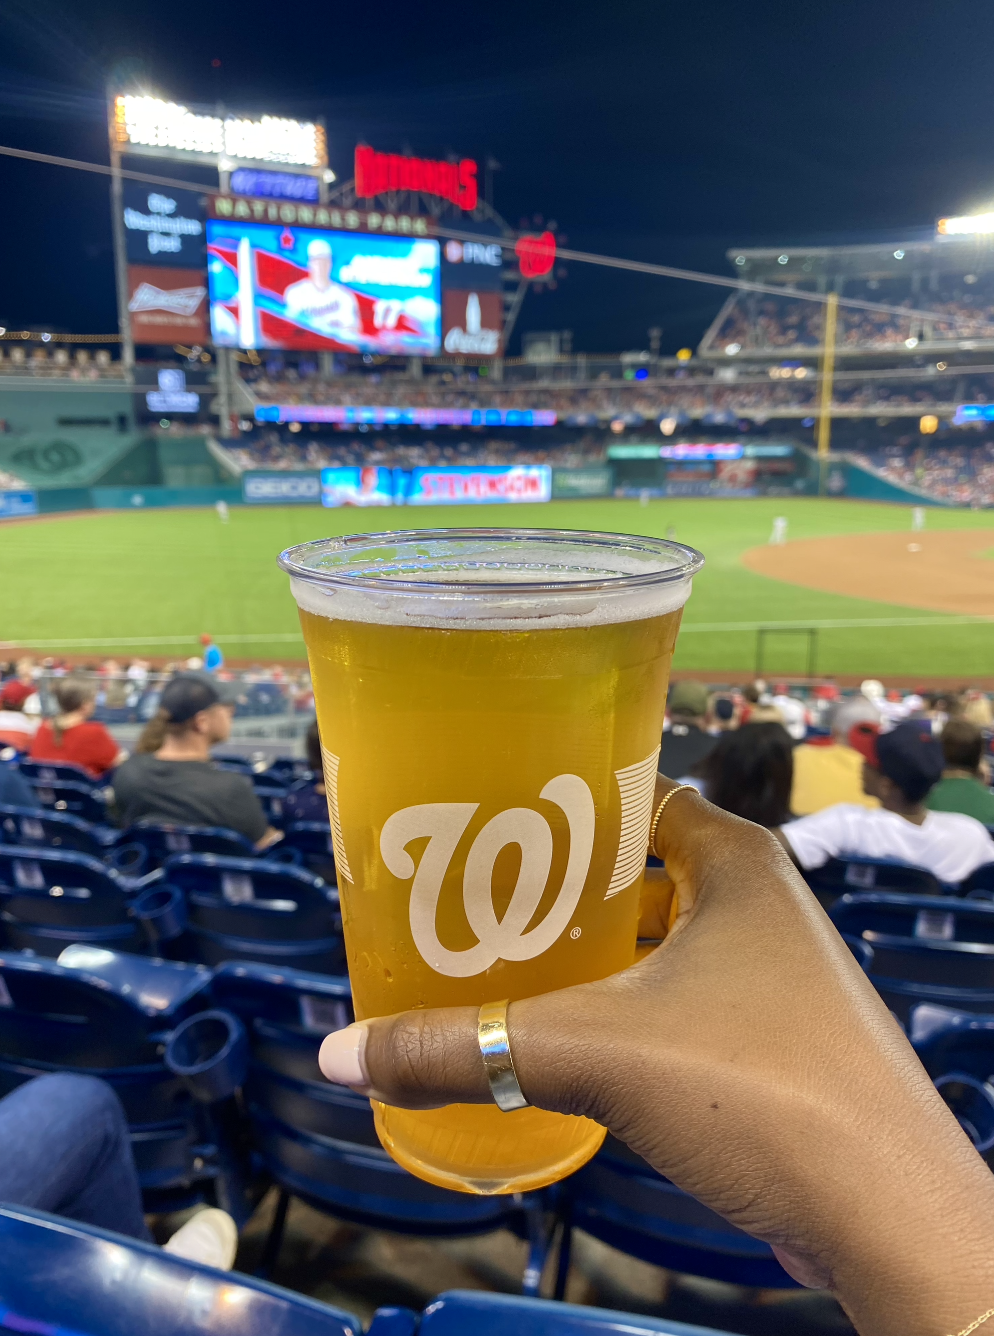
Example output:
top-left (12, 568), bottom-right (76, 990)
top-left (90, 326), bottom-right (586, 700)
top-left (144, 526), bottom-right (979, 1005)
top-left (742, 528), bottom-right (994, 617)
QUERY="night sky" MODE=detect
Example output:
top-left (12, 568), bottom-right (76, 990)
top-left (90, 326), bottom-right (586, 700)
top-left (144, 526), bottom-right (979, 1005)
top-left (0, 0), bottom-right (992, 354)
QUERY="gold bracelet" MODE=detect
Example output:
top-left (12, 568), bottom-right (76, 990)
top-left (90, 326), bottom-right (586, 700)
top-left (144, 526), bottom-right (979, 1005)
top-left (648, 784), bottom-right (697, 860)
top-left (950, 1309), bottom-right (994, 1336)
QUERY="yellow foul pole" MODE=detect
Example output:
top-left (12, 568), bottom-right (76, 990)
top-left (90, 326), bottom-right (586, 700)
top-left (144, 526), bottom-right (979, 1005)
top-left (817, 291), bottom-right (838, 494)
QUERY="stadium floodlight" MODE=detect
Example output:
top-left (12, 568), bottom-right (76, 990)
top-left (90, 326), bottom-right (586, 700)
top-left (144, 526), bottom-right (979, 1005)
top-left (112, 95), bottom-right (326, 167)
top-left (937, 212), bottom-right (994, 236)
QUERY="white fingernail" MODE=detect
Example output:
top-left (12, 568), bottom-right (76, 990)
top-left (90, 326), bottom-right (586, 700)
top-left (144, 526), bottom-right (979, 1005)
top-left (319, 1023), bottom-right (370, 1088)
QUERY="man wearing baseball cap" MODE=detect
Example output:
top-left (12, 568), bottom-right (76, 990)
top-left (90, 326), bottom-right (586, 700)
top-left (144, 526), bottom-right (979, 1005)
top-left (775, 719), bottom-right (994, 884)
top-left (111, 672), bottom-right (279, 848)
top-left (0, 680), bottom-right (39, 751)
top-left (660, 680), bottom-right (718, 780)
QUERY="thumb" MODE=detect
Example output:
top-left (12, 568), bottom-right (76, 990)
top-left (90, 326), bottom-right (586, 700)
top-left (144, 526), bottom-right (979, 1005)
top-left (318, 983), bottom-right (623, 1121)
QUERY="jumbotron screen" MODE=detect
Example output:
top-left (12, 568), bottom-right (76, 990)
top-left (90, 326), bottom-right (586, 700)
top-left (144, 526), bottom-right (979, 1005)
top-left (206, 220), bottom-right (441, 354)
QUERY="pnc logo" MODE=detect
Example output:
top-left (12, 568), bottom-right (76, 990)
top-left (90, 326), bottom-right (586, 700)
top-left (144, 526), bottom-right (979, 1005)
top-left (323, 747), bottom-right (659, 979)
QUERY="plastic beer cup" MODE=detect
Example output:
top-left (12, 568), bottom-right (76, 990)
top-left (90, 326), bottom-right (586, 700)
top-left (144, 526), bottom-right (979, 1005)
top-left (279, 529), bottom-right (703, 1194)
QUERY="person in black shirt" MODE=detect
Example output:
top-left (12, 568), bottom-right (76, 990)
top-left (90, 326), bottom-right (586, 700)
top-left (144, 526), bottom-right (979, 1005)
top-left (112, 672), bottom-right (279, 848)
top-left (659, 680), bottom-right (718, 778)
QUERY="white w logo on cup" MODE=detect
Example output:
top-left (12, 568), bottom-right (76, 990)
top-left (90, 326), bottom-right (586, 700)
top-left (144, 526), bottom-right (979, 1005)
top-left (378, 751), bottom-right (659, 978)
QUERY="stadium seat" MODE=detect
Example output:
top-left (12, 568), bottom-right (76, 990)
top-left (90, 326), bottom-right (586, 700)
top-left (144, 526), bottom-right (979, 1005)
top-left (417, 1291), bottom-right (734, 1336)
top-left (0, 949), bottom-right (240, 1199)
top-left (266, 821), bottom-right (336, 883)
top-left (835, 895), bottom-right (994, 1023)
top-left (211, 962), bottom-right (553, 1289)
top-left (213, 753), bottom-right (256, 774)
top-left (562, 1135), bottom-right (795, 1289)
top-left (18, 758), bottom-right (96, 787)
top-left (962, 862), bottom-right (994, 895)
top-left (30, 779), bottom-right (109, 825)
top-left (264, 757), bottom-right (314, 784)
top-left (0, 1205), bottom-right (365, 1336)
top-left (0, 846), bottom-right (153, 956)
top-left (830, 892), bottom-right (994, 945)
top-left (163, 854), bottom-right (344, 973)
top-left (803, 856), bottom-right (944, 907)
top-left (253, 781), bottom-right (289, 827)
top-left (0, 802), bottom-right (117, 857)
top-left (909, 1003), bottom-right (994, 1157)
top-left (117, 822), bottom-right (256, 875)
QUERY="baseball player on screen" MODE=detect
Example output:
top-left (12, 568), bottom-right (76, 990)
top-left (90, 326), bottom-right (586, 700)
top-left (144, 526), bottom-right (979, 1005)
top-left (284, 238), bottom-right (361, 341)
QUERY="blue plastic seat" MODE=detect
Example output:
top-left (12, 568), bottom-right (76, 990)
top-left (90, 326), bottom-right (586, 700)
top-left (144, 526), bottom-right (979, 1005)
top-left (803, 855), bottom-right (944, 906)
top-left (264, 757), bottom-right (314, 784)
top-left (0, 949), bottom-right (233, 1196)
top-left (418, 1291), bottom-right (733, 1336)
top-left (831, 892), bottom-right (994, 945)
top-left (909, 1003), bottom-right (994, 1156)
top-left (266, 821), bottom-right (336, 883)
top-left (964, 862), bottom-right (994, 894)
top-left (18, 758), bottom-right (96, 787)
top-left (211, 962), bottom-right (551, 1288)
top-left (834, 894), bottom-right (994, 1022)
top-left (0, 1205), bottom-right (364, 1336)
top-left (0, 802), bottom-right (117, 857)
top-left (0, 846), bottom-right (150, 956)
top-left (563, 1135), bottom-right (794, 1289)
top-left (117, 822), bottom-right (256, 875)
top-left (30, 779), bottom-right (109, 825)
top-left (254, 782), bottom-right (290, 827)
top-left (212, 752), bottom-right (256, 774)
top-left (164, 854), bottom-right (343, 973)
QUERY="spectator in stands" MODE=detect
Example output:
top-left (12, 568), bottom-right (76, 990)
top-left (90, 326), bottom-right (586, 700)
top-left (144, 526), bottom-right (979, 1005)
top-left (790, 696), bottom-right (882, 816)
top-left (0, 680), bottom-right (39, 751)
top-left (282, 720), bottom-right (329, 824)
top-left (659, 681), bottom-right (717, 778)
top-left (0, 1074), bottom-right (236, 1269)
top-left (697, 722), bottom-right (794, 827)
top-left (112, 672), bottom-right (280, 848)
top-left (28, 678), bottom-right (125, 779)
top-left (926, 718), bottom-right (994, 823)
top-left (0, 755), bottom-right (35, 808)
top-left (320, 781), bottom-right (994, 1314)
top-left (709, 693), bottom-right (740, 731)
top-left (776, 720), bottom-right (994, 883)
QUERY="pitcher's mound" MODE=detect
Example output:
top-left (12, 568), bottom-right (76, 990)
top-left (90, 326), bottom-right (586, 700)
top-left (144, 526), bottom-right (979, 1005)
top-left (742, 529), bottom-right (994, 617)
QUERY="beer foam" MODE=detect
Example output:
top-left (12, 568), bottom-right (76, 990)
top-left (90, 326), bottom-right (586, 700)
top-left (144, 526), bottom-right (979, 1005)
top-left (287, 539), bottom-right (698, 630)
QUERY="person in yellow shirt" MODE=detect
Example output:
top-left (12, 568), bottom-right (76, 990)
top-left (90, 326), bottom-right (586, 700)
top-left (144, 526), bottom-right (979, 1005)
top-left (790, 697), bottom-right (882, 815)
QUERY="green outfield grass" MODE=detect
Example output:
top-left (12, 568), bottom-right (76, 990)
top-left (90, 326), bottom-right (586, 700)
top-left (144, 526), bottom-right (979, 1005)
top-left (2, 497), bottom-right (993, 678)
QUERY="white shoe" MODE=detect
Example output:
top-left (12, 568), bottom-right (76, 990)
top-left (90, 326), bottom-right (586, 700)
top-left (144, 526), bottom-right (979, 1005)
top-left (163, 1207), bottom-right (238, 1271)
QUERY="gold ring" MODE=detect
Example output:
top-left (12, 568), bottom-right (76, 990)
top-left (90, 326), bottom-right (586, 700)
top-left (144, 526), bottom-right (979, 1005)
top-left (478, 999), bottom-right (530, 1112)
top-left (649, 784), bottom-right (697, 859)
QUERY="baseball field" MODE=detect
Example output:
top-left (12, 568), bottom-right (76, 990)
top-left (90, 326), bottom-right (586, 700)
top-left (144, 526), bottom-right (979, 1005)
top-left (2, 497), bottom-right (993, 683)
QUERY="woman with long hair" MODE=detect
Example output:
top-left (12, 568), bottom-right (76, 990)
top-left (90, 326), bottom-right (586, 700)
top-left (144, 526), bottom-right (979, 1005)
top-left (28, 677), bottom-right (125, 779)
top-left (697, 721), bottom-right (794, 828)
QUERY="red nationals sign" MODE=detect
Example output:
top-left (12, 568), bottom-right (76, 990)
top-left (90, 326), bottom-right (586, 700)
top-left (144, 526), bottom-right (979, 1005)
top-left (355, 145), bottom-right (478, 211)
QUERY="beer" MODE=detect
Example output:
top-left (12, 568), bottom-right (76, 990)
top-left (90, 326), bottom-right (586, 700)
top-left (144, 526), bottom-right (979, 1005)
top-left (281, 530), bottom-right (702, 1194)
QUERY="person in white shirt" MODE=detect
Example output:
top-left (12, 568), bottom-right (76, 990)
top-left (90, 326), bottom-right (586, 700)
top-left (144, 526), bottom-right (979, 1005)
top-left (775, 719), bottom-right (994, 885)
top-left (283, 238), bottom-right (360, 342)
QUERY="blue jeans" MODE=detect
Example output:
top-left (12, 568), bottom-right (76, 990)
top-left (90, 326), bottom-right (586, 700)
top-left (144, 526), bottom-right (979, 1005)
top-left (0, 1073), bottom-right (150, 1241)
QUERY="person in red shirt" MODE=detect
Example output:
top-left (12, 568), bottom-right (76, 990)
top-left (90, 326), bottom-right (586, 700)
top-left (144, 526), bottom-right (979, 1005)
top-left (29, 678), bottom-right (127, 779)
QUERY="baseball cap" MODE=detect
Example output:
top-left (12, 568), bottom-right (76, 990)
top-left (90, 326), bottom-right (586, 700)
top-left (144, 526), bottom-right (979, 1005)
top-left (159, 671), bottom-right (240, 725)
top-left (667, 680), bottom-right (709, 717)
top-left (848, 719), bottom-right (943, 803)
top-left (0, 680), bottom-right (34, 710)
top-left (307, 238), bottom-right (332, 259)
